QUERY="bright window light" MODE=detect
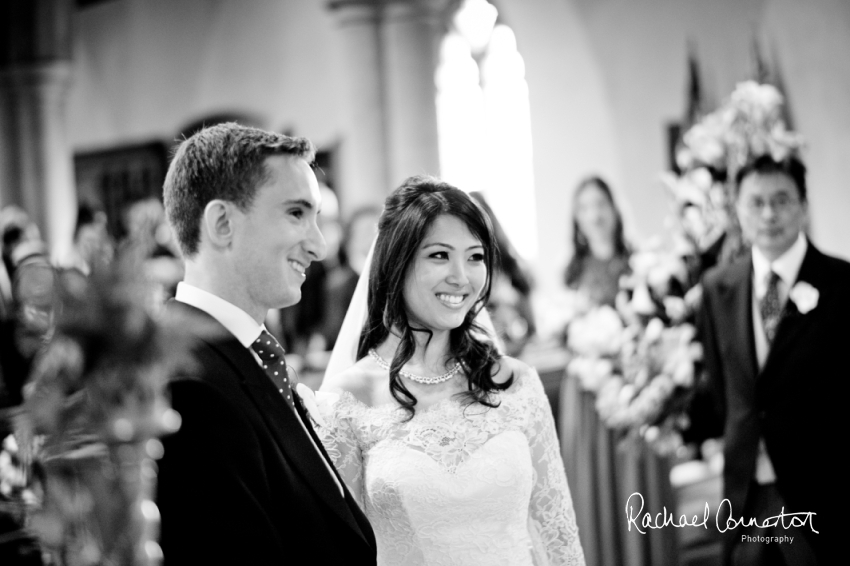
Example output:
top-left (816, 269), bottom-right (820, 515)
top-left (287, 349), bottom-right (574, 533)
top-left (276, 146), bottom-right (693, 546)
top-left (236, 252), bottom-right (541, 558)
top-left (437, 4), bottom-right (538, 259)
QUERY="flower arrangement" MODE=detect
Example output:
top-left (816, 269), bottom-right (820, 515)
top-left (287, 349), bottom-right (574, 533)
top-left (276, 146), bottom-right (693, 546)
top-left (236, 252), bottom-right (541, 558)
top-left (676, 80), bottom-right (803, 177)
top-left (565, 236), bottom-right (703, 454)
top-left (667, 80), bottom-right (804, 265)
top-left (562, 81), bottom-right (802, 454)
top-left (0, 257), bottom-right (191, 565)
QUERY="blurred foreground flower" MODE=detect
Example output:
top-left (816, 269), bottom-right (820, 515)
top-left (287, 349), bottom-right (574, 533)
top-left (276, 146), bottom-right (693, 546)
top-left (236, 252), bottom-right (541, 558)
top-left (3, 255), bottom-right (200, 566)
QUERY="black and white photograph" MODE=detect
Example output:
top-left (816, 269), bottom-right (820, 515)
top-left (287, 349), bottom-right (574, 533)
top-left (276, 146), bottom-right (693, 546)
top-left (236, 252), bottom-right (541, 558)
top-left (1, 1), bottom-right (848, 565)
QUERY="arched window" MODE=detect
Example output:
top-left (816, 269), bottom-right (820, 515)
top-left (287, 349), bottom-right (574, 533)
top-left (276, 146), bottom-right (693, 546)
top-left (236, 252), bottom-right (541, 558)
top-left (436, 0), bottom-right (537, 259)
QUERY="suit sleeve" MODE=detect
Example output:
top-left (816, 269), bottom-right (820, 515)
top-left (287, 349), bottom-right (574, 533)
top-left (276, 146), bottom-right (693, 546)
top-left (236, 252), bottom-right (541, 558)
top-left (157, 378), bottom-right (285, 565)
top-left (686, 280), bottom-right (726, 443)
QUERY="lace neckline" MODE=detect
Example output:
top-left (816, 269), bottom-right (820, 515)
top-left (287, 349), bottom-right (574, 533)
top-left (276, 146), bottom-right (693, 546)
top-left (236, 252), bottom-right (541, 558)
top-left (338, 388), bottom-right (461, 417)
top-left (336, 367), bottom-right (530, 418)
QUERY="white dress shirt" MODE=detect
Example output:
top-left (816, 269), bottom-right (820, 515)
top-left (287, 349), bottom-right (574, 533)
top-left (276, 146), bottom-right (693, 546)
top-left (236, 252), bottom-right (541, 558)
top-left (175, 282), bottom-right (344, 496)
top-left (749, 232), bottom-right (807, 484)
top-left (751, 232), bottom-right (807, 369)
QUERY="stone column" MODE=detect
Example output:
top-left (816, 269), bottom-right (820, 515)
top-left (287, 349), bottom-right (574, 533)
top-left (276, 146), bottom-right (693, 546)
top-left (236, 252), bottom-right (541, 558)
top-left (382, 0), bottom-right (445, 187)
top-left (327, 0), bottom-right (449, 213)
top-left (327, 0), bottom-right (392, 214)
top-left (0, 0), bottom-right (76, 262)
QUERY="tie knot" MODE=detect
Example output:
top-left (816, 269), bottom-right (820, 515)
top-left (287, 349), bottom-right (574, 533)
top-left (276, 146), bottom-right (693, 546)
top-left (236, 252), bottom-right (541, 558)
top-left (766, 270), bottom-right (781, 287)
top-left (252, 330), bottom-right (285, 363)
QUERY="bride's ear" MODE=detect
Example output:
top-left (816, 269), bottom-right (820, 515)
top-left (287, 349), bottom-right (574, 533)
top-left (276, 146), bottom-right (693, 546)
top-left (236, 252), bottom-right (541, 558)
top-left (202, 200), bottom-right (234, 249)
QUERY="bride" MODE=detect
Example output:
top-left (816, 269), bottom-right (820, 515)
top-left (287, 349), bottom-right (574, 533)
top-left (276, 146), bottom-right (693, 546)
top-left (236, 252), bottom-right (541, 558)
top-left (315, 176), bottom-right (585, 565)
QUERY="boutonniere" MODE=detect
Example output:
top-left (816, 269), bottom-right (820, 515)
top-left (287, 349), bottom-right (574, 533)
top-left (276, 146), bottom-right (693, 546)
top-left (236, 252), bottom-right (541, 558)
top-left (295, 383), bottom-right (327, 428)
top-left (789, 281), bottom-right (819, 314)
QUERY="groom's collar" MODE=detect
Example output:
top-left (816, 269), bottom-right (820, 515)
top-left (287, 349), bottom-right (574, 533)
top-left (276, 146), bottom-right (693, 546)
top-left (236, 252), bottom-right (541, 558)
top-left (175, 282), bottom-right (265, 348)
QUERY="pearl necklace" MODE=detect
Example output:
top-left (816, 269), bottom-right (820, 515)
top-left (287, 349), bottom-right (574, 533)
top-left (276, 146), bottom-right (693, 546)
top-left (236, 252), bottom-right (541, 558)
top-left (368, 348), bottom-right (462, 385)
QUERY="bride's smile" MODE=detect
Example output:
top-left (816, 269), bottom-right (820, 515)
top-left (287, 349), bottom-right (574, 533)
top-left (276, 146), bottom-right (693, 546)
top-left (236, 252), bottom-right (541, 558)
top-left (435, 293), bottom-right (466, 308)
top-left (403, 214), bottom-right (487, 333)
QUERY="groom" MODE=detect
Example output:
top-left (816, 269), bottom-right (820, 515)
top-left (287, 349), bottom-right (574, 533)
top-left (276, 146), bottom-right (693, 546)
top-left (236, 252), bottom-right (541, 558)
top-left (157, 123), bottom-right (376, 565)
top-left (698, 155), bottom-right (847, 565)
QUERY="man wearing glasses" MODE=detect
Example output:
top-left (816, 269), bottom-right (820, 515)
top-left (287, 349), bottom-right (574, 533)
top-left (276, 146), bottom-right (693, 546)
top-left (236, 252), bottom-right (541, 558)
top-left (698, 154), bottom-right (847, 565)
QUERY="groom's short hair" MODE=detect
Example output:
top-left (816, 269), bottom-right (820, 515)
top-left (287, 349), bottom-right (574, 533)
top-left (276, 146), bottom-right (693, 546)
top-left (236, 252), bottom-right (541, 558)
top-left (163, 122), bottom-right (315, 258)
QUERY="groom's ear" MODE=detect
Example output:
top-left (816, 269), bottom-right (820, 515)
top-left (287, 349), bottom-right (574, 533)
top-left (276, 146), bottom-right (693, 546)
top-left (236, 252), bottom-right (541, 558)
top-left (202, 200), bottom-right (234, 249)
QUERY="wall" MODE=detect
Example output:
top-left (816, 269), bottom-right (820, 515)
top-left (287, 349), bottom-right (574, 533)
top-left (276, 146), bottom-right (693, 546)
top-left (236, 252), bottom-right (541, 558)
top-left (65, 0), bottom-right (850, 298)
top-left (68, 0), bottom-right (346, 154)
top-left (761, 0), bottom-right (850, 259)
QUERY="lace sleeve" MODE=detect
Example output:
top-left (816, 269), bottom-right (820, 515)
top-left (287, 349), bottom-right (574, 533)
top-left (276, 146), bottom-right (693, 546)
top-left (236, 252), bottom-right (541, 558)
top-left (523, 370), bottom-right (586, 566)
top-left (314, 391), bottom-right (364, 507)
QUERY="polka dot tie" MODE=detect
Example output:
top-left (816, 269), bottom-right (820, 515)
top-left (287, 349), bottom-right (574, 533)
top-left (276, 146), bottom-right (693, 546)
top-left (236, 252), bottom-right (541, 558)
top-left (760, 271), bottom-right (783, 344)
top-left (252, 330), bottom-right (296, 413)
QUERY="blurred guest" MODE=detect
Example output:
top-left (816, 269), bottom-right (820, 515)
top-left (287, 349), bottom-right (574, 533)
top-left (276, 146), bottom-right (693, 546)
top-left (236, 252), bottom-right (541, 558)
top-left (321, 205), bottom-right (381, 350)
top-left (60, 201), bottom-right (112, 276)
top-left (120, 197), bottom-right (183, 303)
top-left (697, 155), bottom-right (845, 565)
top-left (0, 207), bottom-right (55, 566)
top-left (564, 176), bottom-right (630, 308)
top-left (122, 197), bottom-right (181, 259)
top-left (469, 192), bottom-right (536, 356)
top-left (0, 235), bottom-right (58, 410)
top-left (1, 206), bottom-right (42, 285)
top-left (1, 206), bottom-right (46, 324)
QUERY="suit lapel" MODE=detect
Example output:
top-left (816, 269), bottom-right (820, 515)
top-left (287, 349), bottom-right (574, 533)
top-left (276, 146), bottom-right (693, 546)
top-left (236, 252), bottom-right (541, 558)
top-left (166, 301), bottom-right (371, 546)
top-left (207, 335), bottom-right (372, 545)
top-left (759, 244), bottom-right (825, 380)
top-left (718, 257), bottom-right (759, 383)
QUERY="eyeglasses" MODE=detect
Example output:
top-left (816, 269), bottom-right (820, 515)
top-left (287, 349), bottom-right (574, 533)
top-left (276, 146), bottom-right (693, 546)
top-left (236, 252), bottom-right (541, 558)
top-left (740, 194), bottom-right (800, 214)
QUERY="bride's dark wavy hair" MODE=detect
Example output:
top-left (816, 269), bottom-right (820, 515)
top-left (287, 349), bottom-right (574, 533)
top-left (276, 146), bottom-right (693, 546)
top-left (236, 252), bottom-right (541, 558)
top-left (357, 175), bottom-right (512, 417)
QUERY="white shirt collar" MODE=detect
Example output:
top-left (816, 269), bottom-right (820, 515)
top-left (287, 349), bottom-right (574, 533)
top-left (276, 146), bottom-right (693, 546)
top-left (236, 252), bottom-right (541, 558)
top-left (751, 232), bottom-right (807, 296)
top-left (175, 282), bottom-right (264, 348)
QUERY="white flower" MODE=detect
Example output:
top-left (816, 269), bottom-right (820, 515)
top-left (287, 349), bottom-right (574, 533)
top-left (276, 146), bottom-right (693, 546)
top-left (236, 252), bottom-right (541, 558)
top-left (571, 357), bottom-right (614, 392)
top-left (644, 317), bottom-right (665, 343)
top-left (671, 359), bottom-right (695, 387)
top-left (631, 283), bottom-right (656, 316)
top-left (567, 305), bottom-right (624, 356)
top-left (663, 297), bottom-right (688, 321)
top-left (2, 434), bottom-right (18, 453)
top-left (789, 281), bottom-right (819, 314)
top-left (689, 167), bottom-right (713, 191)
top-left (295, 383), bottom-right (327, 428)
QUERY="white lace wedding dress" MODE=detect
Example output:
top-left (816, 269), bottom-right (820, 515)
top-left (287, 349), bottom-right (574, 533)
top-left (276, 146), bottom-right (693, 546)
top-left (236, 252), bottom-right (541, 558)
top-left (315, 367), bottom-right (585, 566)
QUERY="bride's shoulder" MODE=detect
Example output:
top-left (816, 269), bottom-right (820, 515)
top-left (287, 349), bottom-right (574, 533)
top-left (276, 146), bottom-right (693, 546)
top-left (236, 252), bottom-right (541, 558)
top-left (491, 356), bottom-right (537, 390)
top-left (320, 357), bottom-right (385, 406)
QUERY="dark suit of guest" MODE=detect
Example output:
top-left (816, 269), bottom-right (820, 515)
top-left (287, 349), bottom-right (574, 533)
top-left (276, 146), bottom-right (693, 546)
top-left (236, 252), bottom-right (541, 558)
top-left (699, 238), bottom-right (848, 565)
top-left (157, 297), bottom-right (376, 565)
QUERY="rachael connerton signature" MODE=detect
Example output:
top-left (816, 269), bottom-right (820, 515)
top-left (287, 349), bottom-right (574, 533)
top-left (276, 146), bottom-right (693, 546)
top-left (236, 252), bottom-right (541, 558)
top-left (624, 492), bottom-right (818, 535)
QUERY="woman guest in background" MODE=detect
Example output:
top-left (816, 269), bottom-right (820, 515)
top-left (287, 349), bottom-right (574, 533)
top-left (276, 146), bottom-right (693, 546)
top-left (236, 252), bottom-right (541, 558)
top-left (321, 205), bottom-right (382, 351)
top-left (469, 192), bottom-right (536, 357)
top-left (564, 176), bottom-right (630, 308)
top-left (559, 176), bottom-right (632, 566)
top-left (315, 177), bottom-right (585, 566)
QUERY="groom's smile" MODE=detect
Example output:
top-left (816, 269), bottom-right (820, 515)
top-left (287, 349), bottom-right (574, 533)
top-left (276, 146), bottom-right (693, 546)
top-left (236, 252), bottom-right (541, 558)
top-left (288, 259), bottom-right (308, 276)
top-left (230, 154), bottom-right (327, 316)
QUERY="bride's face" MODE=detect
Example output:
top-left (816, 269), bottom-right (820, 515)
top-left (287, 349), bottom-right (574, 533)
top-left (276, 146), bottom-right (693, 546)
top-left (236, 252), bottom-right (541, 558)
top-left (402, 215), bottom-right (487, 333)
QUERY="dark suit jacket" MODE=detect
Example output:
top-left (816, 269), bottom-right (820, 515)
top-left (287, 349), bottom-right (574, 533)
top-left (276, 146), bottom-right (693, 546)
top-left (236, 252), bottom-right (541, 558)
top-left (698, 242), bottom-right (848, 564)
top-left (156, 301), bottom-right (376, 565)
